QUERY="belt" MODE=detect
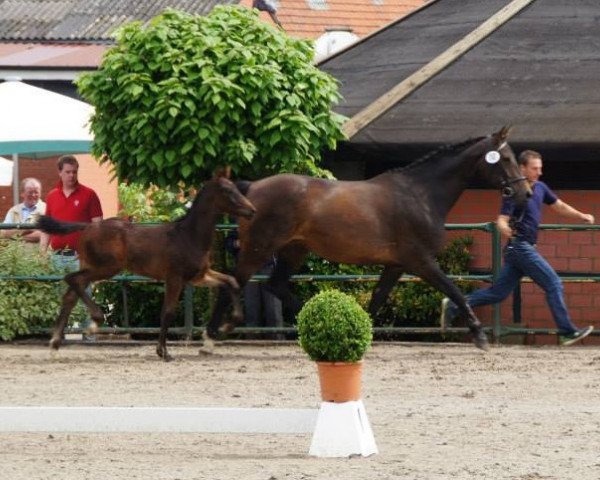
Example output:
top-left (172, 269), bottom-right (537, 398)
top-left (54, 249), bottom-right (77, 256)
top-left (508, 238), bottom-right (536, 247)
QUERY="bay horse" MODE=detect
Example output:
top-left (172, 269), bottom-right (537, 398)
top-left (37, 171), bottom-right (256, 361)
top-left (206, 127), bottom-right (531, 351)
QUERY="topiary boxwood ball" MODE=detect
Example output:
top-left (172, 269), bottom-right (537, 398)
top-left (297, 289), bottom-right (373, 363)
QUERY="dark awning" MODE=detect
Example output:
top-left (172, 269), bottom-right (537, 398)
top-left (321, 0), bottom-right (600, 148)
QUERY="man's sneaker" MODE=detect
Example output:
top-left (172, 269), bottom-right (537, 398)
top-left (559, 326), bottom-right (594, 346)
top-left (440, 297), bottom-right (455, 330)
top-left (82, 334), bottom-right (97, 343)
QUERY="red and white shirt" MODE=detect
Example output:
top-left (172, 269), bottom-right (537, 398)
top-left (45, 181), bottom-right (103, 251)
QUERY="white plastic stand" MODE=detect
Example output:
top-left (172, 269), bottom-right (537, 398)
top-left (309, 400), bottom-right (378, 457)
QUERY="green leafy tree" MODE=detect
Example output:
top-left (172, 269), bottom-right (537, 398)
top-left (116, 183), bottom-right (187, 222)
top-left (77, 6), bottom-right (346, 186)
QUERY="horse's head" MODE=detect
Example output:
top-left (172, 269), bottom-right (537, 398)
top-left (478, 126), bottom-right (532, 207)
top-left (213, 170), bottom-right (256, 219)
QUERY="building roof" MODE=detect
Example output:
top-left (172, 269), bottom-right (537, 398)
top-left (0, 0), bottom-right (425, 42)
top-left (239, 0), bottom-right (427, 38)
top-left (0, 0), bottom-right (239, 42)
top-left (0, 0), bottom-right (426, 78)
top-left (320, 0), bottom-right (600, 148)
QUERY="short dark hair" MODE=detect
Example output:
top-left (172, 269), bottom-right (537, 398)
top-left (518, 149), bottom-right (542, 166)
top-left (57, 155), bottom-right (79, 171)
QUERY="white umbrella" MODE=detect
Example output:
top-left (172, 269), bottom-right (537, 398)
top-left (0, 156), bottom-right (13, 186)
top-left (0, 80), bottom-right (93, 202)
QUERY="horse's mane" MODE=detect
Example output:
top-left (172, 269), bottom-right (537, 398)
top-left (389, 136), bottom-right (487, 174)
top-left (171, 183), bottom-right (210, 226)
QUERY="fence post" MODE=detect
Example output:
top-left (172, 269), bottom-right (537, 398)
top-left (490, 222), bottom-right (502, 343)
top-left (184, 285), bottom-right (194, 340)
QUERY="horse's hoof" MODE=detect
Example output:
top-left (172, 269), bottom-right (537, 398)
top-left (219, 323), bottom-right (235, 334)
top-left (473, 331), bottom-right (490, 351)
top-left (83, 321), bottom-right (99, 335)
top-left (199, 334), bottom-right (215, 355)
top-left (49, 338), bottom-right (61, 350)
top-left (162, 354), bottom-right (173, 362)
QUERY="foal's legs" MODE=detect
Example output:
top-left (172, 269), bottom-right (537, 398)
top-left (65, 269), bottom-right (111, 323)
top-left (411, 259), bottom-right (489, 351)
top-left (50, 268), bottom-right (115, 350)
top-left (191, 269), bottom-right (241, 354)
top-left (368, 266), bottom-right (403, 318)
top-left (157, 277), bottom-right (184, 362)
top-left (49, 287), bottom-right (80, 350)
top-left (205, 256), bottom-right (271, 340)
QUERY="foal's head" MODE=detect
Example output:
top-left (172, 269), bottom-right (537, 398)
top-left (210, 171), bottom-right (256, 219)
top-left (474, 126), bottom-right (532, 207)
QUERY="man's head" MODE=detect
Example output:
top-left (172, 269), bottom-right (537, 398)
top-left (20, 177), bottom-right (41, 208)
top-left (57, 155), bottom-right (79, 189)
top-left (518, 150), bottom-right (543, 185)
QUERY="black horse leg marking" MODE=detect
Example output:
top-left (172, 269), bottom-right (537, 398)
top-left (50, 287), bottom-right (80, 350)
top-left (368, 266), bottom-right (403, 318)
top-left (412, 260), bottom-right (489, 351)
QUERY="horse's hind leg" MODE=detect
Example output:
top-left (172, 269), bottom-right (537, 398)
top-left (65, 270), bottom-right (109, 324)
top-left (157, 278), bottom-right (184, 362)
top-left (263, 243), bottom-right (308, 315)
top-left (192, 270), bottom-right (241, 335)
top-left (368, 266), bottom-right (403, 318)
top-left (49, 287), bottom-right (80, 350)
top-left (205, 287), bottom-right (231, 340)
top-left (204, 254), bottom-right (272, 341)
top-left (412, 260), bottom-right (489, 351)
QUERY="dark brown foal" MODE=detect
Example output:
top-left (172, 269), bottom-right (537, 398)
top-left (38, 172), bottom-right (256, 361)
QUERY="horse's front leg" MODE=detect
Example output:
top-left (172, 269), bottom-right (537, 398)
top-left (412, 260), bottom-right (489, 351)
top-left (157, 279), bottom-right (184, 362)
top-left (368, 266), bottom-right (404, 318)
top-left (263, 256), bottom-right (303, 315)
top-left (191, 270), bottom-right (241, 355)
top-left (49, 287), bottom-right (80, 350)
top-left (193, 270), bottom-right (242, 332)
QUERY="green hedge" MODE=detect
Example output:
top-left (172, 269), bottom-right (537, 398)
top-left (0, 240), bottom-right (87, 340)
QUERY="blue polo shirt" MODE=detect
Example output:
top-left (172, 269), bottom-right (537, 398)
top-left (500, 181), bottom-right (557, 245)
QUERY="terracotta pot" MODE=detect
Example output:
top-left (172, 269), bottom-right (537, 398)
top-left (316, 361), bottom-right (363, 402)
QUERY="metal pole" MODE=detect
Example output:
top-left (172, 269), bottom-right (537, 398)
top-left (491, 222), bottom-right (502, 343)
top-left (184, 285), bottom-right (194, 340)
top-left (12, 153), bottom-right (19, 204)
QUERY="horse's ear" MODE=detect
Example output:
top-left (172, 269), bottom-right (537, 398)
top-left (494, 125), bottom-right (513, 144)
top-left (213, 166), bottom-right (231, 179)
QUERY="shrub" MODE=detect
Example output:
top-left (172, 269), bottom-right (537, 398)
top-left (297, 289), bottom-right (373, 362)
top-left (291, 236), bottom-right (475, 327)
top-left (0, 240), bottom-right (86, 340)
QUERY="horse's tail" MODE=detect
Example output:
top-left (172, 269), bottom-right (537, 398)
top-left (234, 180), bottom-right (253, 196)
top-left (37, 215), bottom-right (89, 235)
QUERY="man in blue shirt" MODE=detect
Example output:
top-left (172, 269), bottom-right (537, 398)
top-left (1, 177), bottom-right (46, 243)
top-left (442, 150), bottom-right (595, 346)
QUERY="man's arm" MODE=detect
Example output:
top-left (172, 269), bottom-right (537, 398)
top-left (39, 231), bottom-right (50, 253)
top-left (550, 199), bottom-right (595, 224)
top-left (496, 214), bottom-right (514, 239)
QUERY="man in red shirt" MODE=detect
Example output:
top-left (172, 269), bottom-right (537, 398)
top-left (40, 155), bottom-right (103, 254)
top-left (40, 154), bottom-right (103, 341)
